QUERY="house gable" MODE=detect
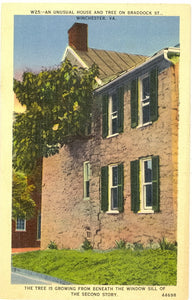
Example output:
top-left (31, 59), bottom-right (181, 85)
top-left (62, 22), bottom-right (148, 85)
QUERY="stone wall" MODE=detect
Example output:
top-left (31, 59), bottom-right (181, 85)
top-left (41, 63), bottom-right (178, 250)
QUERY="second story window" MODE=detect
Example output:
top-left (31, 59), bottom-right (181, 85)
top-left (131, 68), bottom-right (158, 128)
top-left (141, 75), bottom-right (150, 125)
top-left (110, 93), bottom-right (118, 135)
top-left (102, 87), bottom-right (124, 138)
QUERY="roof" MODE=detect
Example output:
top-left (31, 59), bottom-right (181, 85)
top-left (63, 46), bottom-right (148, 84)
top-left (94, 47), bottom-right (180, 95)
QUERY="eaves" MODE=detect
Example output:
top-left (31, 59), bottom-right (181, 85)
top-left (94, 47), bottom-right (180, 96)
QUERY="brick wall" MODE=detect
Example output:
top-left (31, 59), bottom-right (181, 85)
top-left (41, 64), bottom-right (178, 250)
top-left (12, 214), bottom-right (40, 248)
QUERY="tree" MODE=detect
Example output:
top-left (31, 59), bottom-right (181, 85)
top-left (12, 170), bottom-right (36, 220)
top-left (13, 60), bottom-right (99, 174)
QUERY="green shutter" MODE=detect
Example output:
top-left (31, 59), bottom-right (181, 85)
top-left (101, 166), bottom-right (108, 212)
top-left (130, 160), bottom-right (140, 213)
top-left (150, 68), bottom-right (158, 122)
top-left (131, 78), bottom-right (138, 128)
top-left (118, 163), bottom-right (124, 212)
top-left (117, 86), bottom-right (124, 133)
top-left (152, 156), bottom-right (160, 212)
top-left (102, 94), bottom-right (109, 138)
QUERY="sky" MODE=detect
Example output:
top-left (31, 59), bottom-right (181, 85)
top-left (14, 15), bottom-right (179, 77)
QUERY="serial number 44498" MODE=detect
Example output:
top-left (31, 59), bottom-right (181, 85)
top-left (162, 293), bottom-right (176, 297)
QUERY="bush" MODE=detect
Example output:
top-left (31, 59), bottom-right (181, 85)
top-left (126, 242), bottom-right (135, 251)
top-left (47, 241), bottom-right (58, 250)
top-left (115, 240), bottom-right (126, 249)
top-left (145, 242), bottom-right (160, 250)
top-left (159, 238), bottom-right (177, 251)
top-left (82, 238), bottom-right (93, 250)
top-left (133, 242), bottom-right (144, 250)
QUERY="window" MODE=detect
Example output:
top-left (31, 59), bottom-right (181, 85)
top-left (102, 87), bottom-right (124, 138)
top-left (109, 93), bottom-right (118, 135)
top-left (16, 218), bottom-right (26, 231)
top-left (84, 162), bottom-right (90, 199)
top-left (141, 75), bottom-right (150, 125)
top-left (101, 163), bottom-right (124, 213)
top-left (131, 68), bottom-right (158, 128)
top-left (141, 158), bottom-right (153, 210)
top-left (131, 156), bottom-right (160, 213)
top-left (110, 165), bottom-right (118, 210)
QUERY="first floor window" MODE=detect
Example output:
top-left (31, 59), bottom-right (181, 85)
top-left (101, 163), bottom-right (124, 213)
top-left (142, 158), bottom-right (153, 209)
top-left (16, 218), bottom-right (26, 231)
top-left (110, 165), bottom-right (118, 210)
top-left (131, 156), bottom-right (160, 213)
top-left (84, 161), bottom-right (90, 199)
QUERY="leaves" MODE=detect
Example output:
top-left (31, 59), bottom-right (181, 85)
top-left (13, 60), bottom-right (99, 174)
top-left (12, 170), bottom-right (36, 220)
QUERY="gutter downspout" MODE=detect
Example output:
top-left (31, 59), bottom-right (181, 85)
top-left (163, 47), bottom-right (180, 64)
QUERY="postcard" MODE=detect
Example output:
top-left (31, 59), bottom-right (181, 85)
top-left (0, 2), bottom-right (191, 300)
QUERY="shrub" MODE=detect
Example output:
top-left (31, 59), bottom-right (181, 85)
top-left (126, 242), bottom-right (135, 251)
top-left (145, 242), bottom-right (160, 250)
top-left (133, 242), bottom-right (144, 251)
top-left (82, 238), bottom-right (93, 250)
top-left (115, 239), bottom-right (126, 249)
top-left (159, 237), bottom-right (177, 251)
top-left (48, 241), bottom-right (58, 250)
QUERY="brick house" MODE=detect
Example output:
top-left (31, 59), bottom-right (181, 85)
top-left (41, 23), bottom-right (179, 250)
top-left (12, 201), bottom-right (41, 248)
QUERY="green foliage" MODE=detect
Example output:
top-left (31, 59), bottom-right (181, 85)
top-left (12, 170), bottom-right (36, 220)
top-left (12, 248), bottom-right (177, 285)
top-left (167, 54), bottom-right (180, 64)
top-left (81, 238), bottom-right (93, 250)
top-left (47, 241), bottom-right (58, 250)
top-left (115, 239), bottom-right (126, 249)
top-left (125, 242), bottom-right (135, 251)
top-left (13, 60), bottom-right (99, 174)
top-left (133, 242), bottom-right (144, 250)
top-left (159, 237), bottom-right (177, 251)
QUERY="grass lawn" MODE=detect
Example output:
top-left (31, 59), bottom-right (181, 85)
top-left (12, 248), bottom-right (177, 285)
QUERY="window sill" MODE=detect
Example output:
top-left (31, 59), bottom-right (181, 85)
top-left (137, 122), bottom-right (152, 129)
top-left (137, 210), bottom-right (154, 214)
top-left (107, 133), bottom-right (119, 139)
top-left (83, 197), bottom-right (90, 200)
top-left (106, 210), bottom-right (119, 214)
top-left (15, 230), bottom-right (26, 232)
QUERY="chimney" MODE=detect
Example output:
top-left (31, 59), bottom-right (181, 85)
top-left (68, 23), bottom-right (88, 51)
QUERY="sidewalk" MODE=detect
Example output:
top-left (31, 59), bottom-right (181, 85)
top-left (11, 267), bottom-right (72, 285)
top-left (12, 247), bottom-right (40, 254)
